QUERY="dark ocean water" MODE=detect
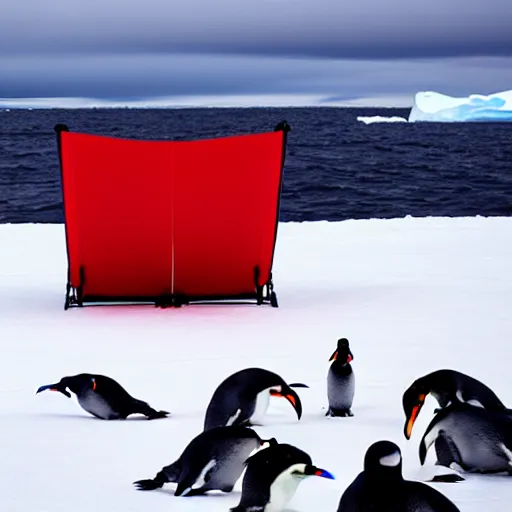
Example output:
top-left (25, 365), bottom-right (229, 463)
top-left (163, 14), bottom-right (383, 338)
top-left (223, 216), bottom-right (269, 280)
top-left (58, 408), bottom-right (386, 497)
top-left (0, 107), bottom-right (511, 223)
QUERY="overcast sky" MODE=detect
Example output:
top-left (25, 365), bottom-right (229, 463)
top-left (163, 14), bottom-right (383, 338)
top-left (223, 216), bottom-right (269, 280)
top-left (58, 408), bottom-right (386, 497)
top-left (1, 0), bottom-right (511, 106)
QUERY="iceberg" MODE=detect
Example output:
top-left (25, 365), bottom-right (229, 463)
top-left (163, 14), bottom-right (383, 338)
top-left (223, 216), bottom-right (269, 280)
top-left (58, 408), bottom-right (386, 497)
top-left (408, 90), bottom-right (512, 122)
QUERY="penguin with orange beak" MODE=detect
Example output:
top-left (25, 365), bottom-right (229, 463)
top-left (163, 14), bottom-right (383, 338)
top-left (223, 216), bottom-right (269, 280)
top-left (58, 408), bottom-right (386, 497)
top-left (203, 368), bottom-right (307, 431)
top-left (402, 369), bottom-right (507, 440)
top-left (326, 338), bottom-right (355, 417)
top-left (36, 373), bottom-right (170, 420)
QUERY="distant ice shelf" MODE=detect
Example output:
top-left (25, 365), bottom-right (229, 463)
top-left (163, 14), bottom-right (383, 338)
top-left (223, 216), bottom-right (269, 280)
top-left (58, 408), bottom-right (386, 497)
top-left (408, 90), bottom-right (512, 122)
top-left (357, 115), bottom-right (408, 124)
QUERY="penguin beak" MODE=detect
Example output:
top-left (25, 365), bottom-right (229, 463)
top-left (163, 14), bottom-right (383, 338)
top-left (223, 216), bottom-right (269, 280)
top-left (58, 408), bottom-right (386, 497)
top-left (269, 388), bottom-right (303, 420)
top-left (404, 394), bottom-right (426, 440)
top-left (347, 350), bottom-right (353, 363)
top-left (36, 383), bottom-right (71, 398)
top-left (304, 465), bottom-right (335, 479)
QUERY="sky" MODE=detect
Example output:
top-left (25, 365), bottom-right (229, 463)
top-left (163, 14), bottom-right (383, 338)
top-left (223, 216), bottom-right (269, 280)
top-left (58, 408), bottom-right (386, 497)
top-left (1, 0), bottom-right (512, 107)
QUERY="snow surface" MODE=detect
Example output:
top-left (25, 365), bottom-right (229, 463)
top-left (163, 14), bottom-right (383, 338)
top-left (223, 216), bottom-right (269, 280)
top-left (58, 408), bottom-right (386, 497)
top-left (1, 217), bottom-right (512, 511)
top-left (408, 90), bottom-right (512, 122)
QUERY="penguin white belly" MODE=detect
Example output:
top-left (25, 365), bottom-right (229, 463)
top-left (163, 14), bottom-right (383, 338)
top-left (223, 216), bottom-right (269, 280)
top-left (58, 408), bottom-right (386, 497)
top-left (265, 468), bottom-right (302, 512)
top-left (249, 389), bottom-right (271, 424)
top-left (78, 391), bottom-right (117, 420)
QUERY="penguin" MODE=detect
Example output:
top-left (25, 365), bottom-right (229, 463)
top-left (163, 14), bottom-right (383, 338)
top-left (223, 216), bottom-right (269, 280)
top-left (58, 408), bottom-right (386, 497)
top-left (337, 440), bottom-right (461, 511)
top-left (134, 426), bottom-right (272, 496)
top-left (203, 367), bottom-right (308, 431)
top-left (326, 337), bottom-right (355, 417)
top-left (419, 402), bottom-right (512, 475)
top-left (230, 440), bottom-right (334, 512)
top-left (402, 369), bottom-right (507, 439)
top-left (35, 373), bottom-right (169, 420)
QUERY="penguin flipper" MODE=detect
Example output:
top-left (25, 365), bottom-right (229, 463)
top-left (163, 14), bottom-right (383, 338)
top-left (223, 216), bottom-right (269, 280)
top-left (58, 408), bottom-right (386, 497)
top-left (434, 430), bottom-right (466, 470)
top-left (175, 459), bottom-right (217, 496)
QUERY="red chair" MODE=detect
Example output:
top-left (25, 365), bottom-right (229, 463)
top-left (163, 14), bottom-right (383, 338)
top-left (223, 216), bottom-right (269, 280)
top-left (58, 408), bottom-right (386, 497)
top-left (55, 121), bottom-right (290, 309)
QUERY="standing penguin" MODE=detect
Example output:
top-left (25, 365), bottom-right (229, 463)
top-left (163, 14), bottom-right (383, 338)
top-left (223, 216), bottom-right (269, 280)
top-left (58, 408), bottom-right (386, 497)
top-left (203, 368), bottom-right (308, 431)
top-left (230, 440), bottom-right (334, 512)
top-left (36, 373), bottom-right (169, 420)
top-left (337, 440), bottom-right (460, 511)
top-left (326, 337), bottom-right (355, 417)
top-left (402, 369), bottom-right (507, 439)
top-left (134, 426), bottom-right (272, 496)
top-left (419, 402), bottom-right (512, 475)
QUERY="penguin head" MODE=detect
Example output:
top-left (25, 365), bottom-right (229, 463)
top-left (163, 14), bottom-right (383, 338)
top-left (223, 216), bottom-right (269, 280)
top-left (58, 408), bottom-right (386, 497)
top-left (36, 374), bottom-right (97, 398)
top-left (402, 381), bottom-right (429, 439)
top-left (292, 463), bottom-right (335, 480)
top-left (269, 384), bottom-right (303, 420)
top-left (329, 338), bottom-right (353, 364)
top-left (260, 437), bottom-right (279, 449)
top-left (364, 441), bottom-right (403, 480)
top-left (246, 442), bottom-right (335, 482)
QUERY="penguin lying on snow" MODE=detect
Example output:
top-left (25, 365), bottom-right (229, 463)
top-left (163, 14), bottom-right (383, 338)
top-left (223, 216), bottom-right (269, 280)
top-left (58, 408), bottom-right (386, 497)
top-left (134, 426), bottom-right (272, 496)
top-left (230, 440), bottom-right (334, 512)
top-left (326, 337), bottom-right (355, 417)
top-left (419, 402), bottom-right (512, 475)
top-left (402, 368), bottom-right (507, 440)
top-left (337, 440), bottom-right (460, 511)
top-left (36, 373), bottom-right (169, 420)
top-left (203, 367), bottom-right (308, 431)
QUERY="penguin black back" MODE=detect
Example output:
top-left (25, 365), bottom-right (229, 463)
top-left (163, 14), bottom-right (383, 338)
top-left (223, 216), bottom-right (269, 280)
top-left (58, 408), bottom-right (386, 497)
top-left (402, 369), bottom-right (507, 440)
top-left (337, 440), bottom-right (460, 511)
top-left (203, 367), bottom-right (306, 431)
top-left (36, 373), bottom-right (169, 420)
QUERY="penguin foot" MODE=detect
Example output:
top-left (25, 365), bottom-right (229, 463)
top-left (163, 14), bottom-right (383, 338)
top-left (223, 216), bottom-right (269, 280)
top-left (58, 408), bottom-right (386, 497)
top-left (133, 478), bottom-right (164, 491)
top-left (326, 408), bottom-right (353, 417)
top-left (246, 421), bottom-right (264, 427)
top-left (430, 474), bottom-right (465, 483)
top-left (146, 410), bottom-right (170, 420)
top-left (230, 507), bottom-right (265, 512)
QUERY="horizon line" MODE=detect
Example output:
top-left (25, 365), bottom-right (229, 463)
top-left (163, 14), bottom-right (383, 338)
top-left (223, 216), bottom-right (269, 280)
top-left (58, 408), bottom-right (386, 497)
top-left (0, 93), bottom-right (414, 109)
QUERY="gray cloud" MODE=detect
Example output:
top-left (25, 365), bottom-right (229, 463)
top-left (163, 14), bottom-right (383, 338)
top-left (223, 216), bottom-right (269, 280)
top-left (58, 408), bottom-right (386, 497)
top-left (1, 54), bottom-right (511, 103)
top-left (1, 0), bottom-right (511, 59)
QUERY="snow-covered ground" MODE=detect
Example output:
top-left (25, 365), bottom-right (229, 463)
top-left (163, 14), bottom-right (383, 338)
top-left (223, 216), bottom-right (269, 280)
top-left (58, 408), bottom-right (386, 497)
top-left (1, 216), bottom-right (511, 511)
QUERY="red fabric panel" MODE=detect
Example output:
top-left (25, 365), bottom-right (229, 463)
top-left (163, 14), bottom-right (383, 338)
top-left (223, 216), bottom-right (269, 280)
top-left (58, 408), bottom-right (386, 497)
top-left (60, 132), bottom-right (174, 298)
top-left (172, 131), bottom-right (284, 297)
